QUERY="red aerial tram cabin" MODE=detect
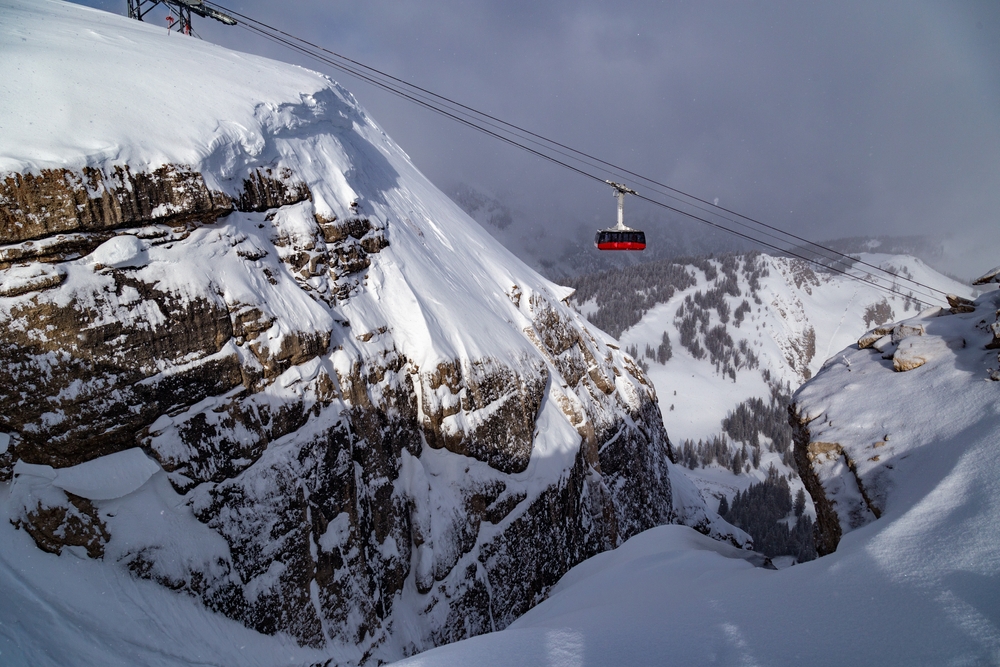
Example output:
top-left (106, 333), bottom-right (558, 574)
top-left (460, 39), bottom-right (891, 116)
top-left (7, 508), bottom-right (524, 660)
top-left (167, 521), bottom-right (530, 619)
top-left (596, 181), bottom-right (645, 251)
top-left (595, 228), bottom-right (646, 251)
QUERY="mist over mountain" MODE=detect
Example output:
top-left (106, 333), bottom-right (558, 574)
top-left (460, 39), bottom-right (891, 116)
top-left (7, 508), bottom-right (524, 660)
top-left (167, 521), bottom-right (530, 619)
top-left (449, 182), bottom-right (748, 280)
top-left (92, 0), bottom-right (996, 281)
top-left (448, 182), bottom-right (970, 286)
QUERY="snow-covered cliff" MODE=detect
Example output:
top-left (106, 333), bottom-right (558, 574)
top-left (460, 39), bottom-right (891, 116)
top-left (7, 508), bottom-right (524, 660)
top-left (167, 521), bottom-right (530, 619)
top-left (792, 285), bottom-right (1000, 554)
top-left (0, 1), bottom-right (740, 664)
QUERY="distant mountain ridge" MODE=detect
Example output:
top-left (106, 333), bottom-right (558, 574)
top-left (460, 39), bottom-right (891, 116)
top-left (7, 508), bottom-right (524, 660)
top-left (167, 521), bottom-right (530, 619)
top-left (449, 184), bottom-right (956, 285)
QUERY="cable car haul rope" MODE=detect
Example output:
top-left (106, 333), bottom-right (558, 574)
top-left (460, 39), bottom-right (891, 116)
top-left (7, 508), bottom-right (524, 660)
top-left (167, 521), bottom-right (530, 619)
top-left (180, 1), bottom-right (949, 307)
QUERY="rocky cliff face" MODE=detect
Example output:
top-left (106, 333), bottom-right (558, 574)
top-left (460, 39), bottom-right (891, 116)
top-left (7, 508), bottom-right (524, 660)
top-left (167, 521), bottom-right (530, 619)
top-left (0, 165), bottom-right (701, 657)
top-left (0, 4), bottom-right (740, 661)
top-left (790, 287), bottom-right (1000, 555)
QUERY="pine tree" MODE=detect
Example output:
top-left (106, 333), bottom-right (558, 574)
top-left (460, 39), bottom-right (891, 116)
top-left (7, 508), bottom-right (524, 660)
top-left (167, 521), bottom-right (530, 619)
top-left (722, 468), bottom-right (816, 561)
top-left (794, 488), bottom-right (806, 517)
top-left (718, 495), bottom-right (729, 516)
top-left (657, 331), bottom-right (673, 363)
top-left (730, 449), bottom-right (743, 474)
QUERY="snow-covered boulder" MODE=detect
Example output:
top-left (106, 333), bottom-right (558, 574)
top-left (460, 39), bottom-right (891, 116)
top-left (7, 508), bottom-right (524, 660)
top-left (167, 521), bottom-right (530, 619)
top-left (89, 235), bottom-right (148, 269)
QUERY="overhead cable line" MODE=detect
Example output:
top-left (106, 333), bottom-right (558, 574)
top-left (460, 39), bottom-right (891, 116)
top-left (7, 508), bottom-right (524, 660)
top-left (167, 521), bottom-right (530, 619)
top-left (213, 5), bottom-right (941, 306)
top-left (206, 0), bottom-right (947, 302)
top-left (203, 1), bottom-right (945, 307)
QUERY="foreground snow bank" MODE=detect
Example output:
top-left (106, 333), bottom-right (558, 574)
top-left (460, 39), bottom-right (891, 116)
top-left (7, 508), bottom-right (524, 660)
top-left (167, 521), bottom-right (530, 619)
top-left (794, 290), bottom-right (1000, 552)
top-left (0, 491), bottom-right (331, 666)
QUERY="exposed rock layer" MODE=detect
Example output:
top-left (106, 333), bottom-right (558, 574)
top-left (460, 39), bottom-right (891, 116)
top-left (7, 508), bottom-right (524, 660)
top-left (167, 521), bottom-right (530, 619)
top-left (0, 165), bottom-right (233, 242)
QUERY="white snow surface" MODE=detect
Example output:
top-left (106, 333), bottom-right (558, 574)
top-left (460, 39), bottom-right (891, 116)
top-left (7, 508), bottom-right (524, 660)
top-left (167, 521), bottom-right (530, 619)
top-left (391, 288), bottom-right (1000, 667)
top-left (0, 489), bottom-right (332, 667)
top-left (631, 253), bottom-right (974, 445)
top-left (89, 235), bottom-right (148, 269)
top-left (13, 448), bottom-right (160, 500)
top-left (0, 0), bottom-right (561, 373)
top-left (4, 2), bottom-right (995, 665)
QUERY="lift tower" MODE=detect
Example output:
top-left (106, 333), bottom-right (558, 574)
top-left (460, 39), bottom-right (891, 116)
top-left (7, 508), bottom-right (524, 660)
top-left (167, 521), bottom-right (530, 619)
top-left (127, 0), bottom-right (236, 35)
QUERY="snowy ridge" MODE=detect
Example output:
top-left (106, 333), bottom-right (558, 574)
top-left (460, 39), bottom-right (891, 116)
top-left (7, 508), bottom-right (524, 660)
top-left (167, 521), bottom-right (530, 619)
top-left (0, 2), bottom-right (742, 664)
top-left (1, 0), bottom-right (563, 370)
top-left (793, 288), bottom-right (1000, 551)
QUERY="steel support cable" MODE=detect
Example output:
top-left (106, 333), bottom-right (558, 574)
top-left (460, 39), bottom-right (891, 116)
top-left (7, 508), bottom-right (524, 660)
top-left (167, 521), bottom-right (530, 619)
top-left (212, 5), bottom-right (642, 177)
top-left (238, 24), bottom-right (935, 307)
top-left (232, 20), bottom-right (936, 306)
top-left (222, 13), bottom-right (938, 306)
top-left (630, 193), bottom-right (933, 306)
top-left (218, 3), bottom-right (949, 301)
top-left (212, 6), bottom-right (832, 245)
top-left (231, 24), bottom-right (605, 182)
top-left (206, 1), bottom-right (949, 301)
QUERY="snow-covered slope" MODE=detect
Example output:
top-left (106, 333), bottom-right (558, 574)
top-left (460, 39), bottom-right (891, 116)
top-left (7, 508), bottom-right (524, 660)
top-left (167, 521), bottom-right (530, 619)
top-left (792, 287), bottom-right (1000, 554)
top-left (619, 252), bottom-right (973, 439)
top-left (389, 283), bottom-right (1000, 667)
top-left (0, 1), bottom-right (740, 664)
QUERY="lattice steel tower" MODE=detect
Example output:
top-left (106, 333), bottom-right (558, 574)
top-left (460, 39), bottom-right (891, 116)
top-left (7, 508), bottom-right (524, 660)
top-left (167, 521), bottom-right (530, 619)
top-left (127, 0), bottom-right (236, 35)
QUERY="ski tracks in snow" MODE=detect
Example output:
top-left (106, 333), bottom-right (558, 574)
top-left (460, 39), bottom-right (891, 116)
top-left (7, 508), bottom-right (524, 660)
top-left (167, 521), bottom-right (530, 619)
top-left (821, 286), bottom-right (860, 364)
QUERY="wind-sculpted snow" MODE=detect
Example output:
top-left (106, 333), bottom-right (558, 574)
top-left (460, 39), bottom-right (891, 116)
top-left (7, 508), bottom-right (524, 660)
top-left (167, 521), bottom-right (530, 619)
top-left (0, 1), bottom-right (742, 663)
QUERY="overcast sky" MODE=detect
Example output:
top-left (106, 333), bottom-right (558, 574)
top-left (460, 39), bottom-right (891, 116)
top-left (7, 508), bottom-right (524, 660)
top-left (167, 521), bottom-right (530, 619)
top-left (74, 0), bottom-right (999, 278)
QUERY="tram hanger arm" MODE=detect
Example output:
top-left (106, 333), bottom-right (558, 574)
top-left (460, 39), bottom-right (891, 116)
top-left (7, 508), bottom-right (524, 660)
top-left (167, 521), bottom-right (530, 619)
top-left (605, 180), bottom-right (637, 196)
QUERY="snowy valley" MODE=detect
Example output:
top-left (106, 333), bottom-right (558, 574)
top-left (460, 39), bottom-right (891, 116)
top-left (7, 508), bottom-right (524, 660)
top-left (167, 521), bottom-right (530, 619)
top-left (565, 250), bottom-right (976, 563)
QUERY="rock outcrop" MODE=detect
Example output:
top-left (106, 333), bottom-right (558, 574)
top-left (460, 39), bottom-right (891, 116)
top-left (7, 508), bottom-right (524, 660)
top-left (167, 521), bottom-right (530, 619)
top-left (791, 289), bottom-right (1000, 553)
top-left (0, 165), bottom-right (233, 243)
top-left (0, 6), bottom-right (743, 659)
